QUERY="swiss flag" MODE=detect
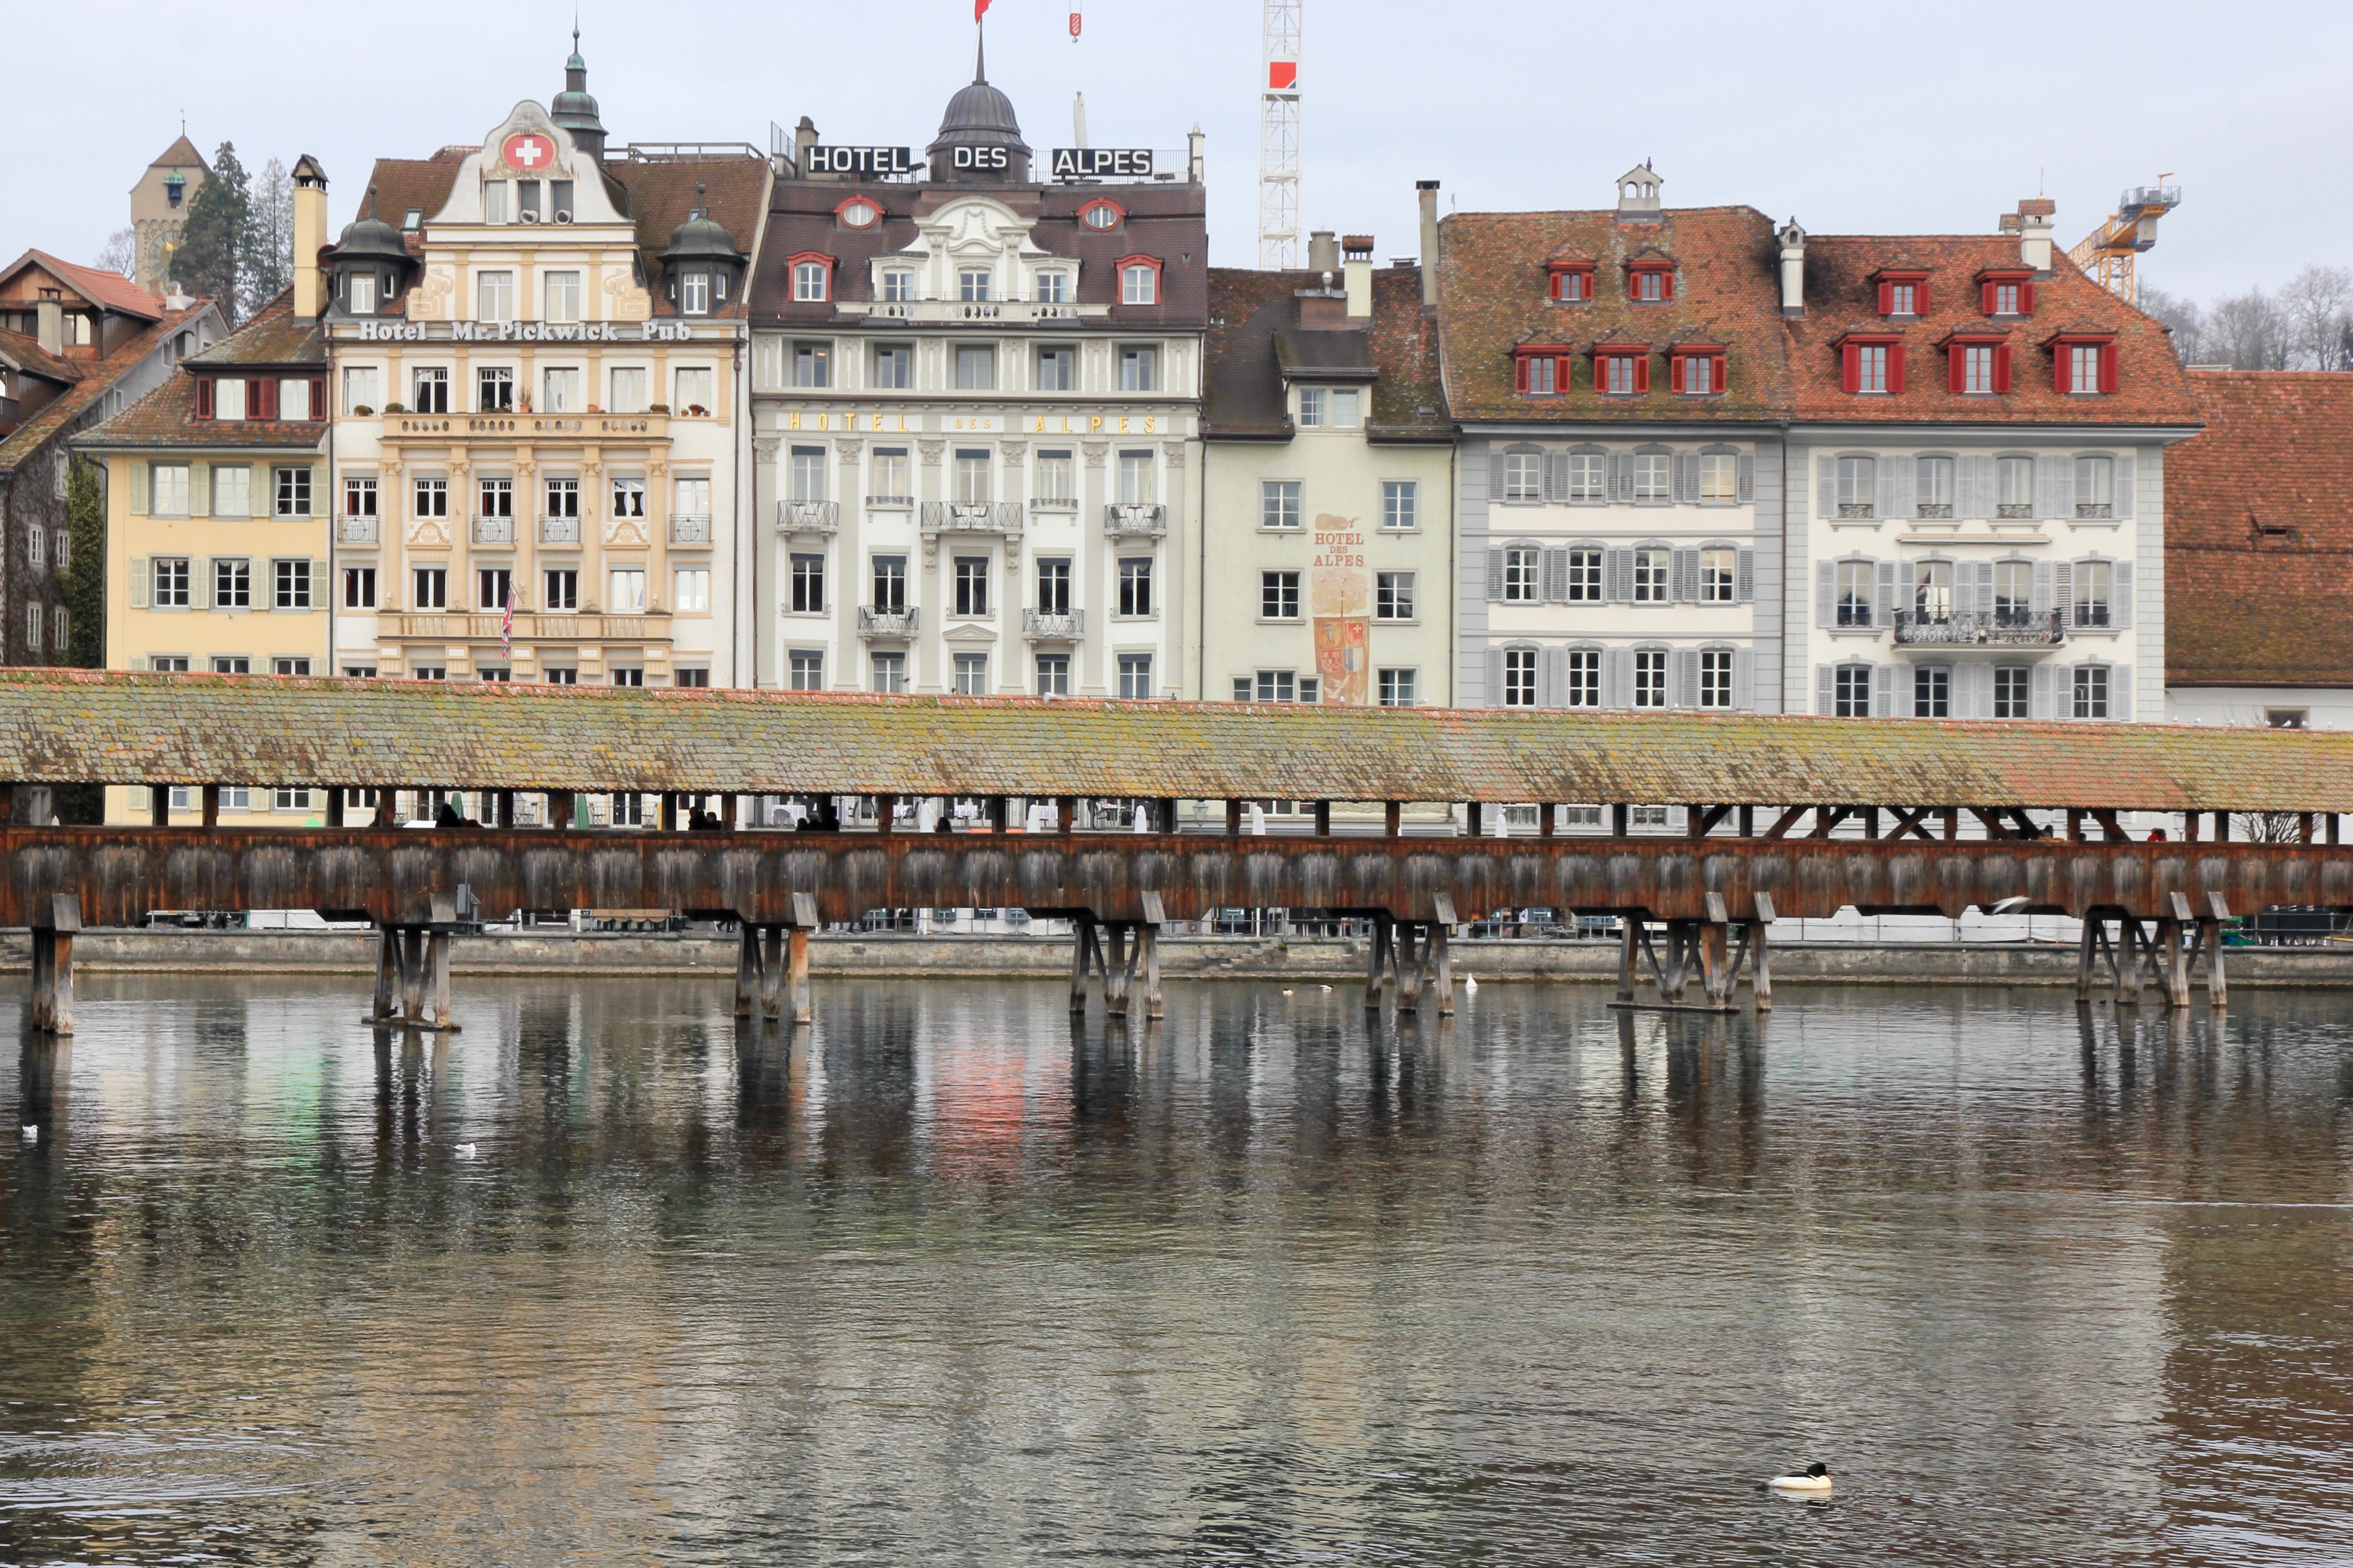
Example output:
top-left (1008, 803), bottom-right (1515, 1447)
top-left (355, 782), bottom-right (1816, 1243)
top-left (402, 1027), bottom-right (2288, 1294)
top-left (1269, 61), bottom-right (1298, 90)
top-left (975, 0), bottom-right (991, 17)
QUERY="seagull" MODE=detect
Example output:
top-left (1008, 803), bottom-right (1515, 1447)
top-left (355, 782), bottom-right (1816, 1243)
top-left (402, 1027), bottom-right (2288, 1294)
top-left (20, 1125), bottom-right (36, 1141)
top-left (455, 1143), bottom-right (478, 1158)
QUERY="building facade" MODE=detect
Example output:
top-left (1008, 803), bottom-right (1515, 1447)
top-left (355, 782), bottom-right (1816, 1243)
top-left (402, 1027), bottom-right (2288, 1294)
top-left (130, 136), bottom-right (210, 296)
top-left (325, 50), bottom-right (766, 690)
top-left (1195, 235), bottom-right (1453, 707)
top-left (748, 62), bottom-right (1205, 698)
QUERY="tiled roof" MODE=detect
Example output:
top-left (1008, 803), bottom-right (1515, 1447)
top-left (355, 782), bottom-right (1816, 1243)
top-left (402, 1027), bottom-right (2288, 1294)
top-left (1786, 237), bottom-right (2201, 425)
top-left (1368, 267), bottom-right (1450, 439)
top-left (1434, 206), bottom-right (1791, 424)
top-left (0, 299), bottom-right (214, 474)
top-left (78, 293), bottom-right (326, 452)
top-left (2166, 370), bottom-right (2353, 688)
top-left (0, 328), bottom-right (84, 388)
top-left (7, 250), bottom-right (164, 320)
top-left (1204, 266), bottom-right (1450, 442)
top-left (184, 288), bottom-right (324, 367)
top-left (0, 670), bottom-right (2347, 811)
top-left (148, 135), bottom-right (207, 170)
top-left (606, 154), bottom-right (770, 319)
top-left (356, 152), bottom-right (465, 248)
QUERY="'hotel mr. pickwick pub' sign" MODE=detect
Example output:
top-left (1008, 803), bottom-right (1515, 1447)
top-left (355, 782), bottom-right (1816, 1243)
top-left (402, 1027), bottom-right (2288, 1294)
top-left (340, 320), bottom-right (703, 342)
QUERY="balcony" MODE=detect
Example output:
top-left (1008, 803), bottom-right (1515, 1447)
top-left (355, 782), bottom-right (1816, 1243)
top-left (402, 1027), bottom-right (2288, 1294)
top-left (779, 500), bottom-right (840, 536)
top-left (540, 514), bottom-right (582, 546)
top-left (382, 411), bottom-right (670, 443)
top-left (840, 299), bottom-right (1106, 326)
top-left (858, 604), bottom-right (920, 639)
top-left (471, 515), bottom-right (517, 546)
top-left (1104, 503), bottom-right (1167, 539)
top-left (865, 494), bottom-right (915, 510)
top-left (922, 501), bottom-right (1025, 536)
top-left (670, 513), bottom-right (712, 546)
top-left (379, 610), bottom-right (673, 642)
top-left (1024, 608), bottom-right (1085, 641)
top-left (337, 515), bottom-right (380, 545)
top-left (1892, 609), bottom-right (2065, 648)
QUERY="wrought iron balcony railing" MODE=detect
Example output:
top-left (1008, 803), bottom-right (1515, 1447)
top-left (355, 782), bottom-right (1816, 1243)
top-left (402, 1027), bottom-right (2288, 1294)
top-left (1104, 503), bottom-right (1167, 538)
top-left (921, 501), bottom-right (1025, 534)
top-left (539, 515), bottom-right (582, 545)
top-left (1023, 608), bottom-right (1085, 641)
top-left (778, 501), bottom-right (840, 535)
top-left (670, 513), bottom-right (712, 545)
top-left (857, 605), bottom-right (919, 639)
top-left (1893, 609), bottom-right (2065, 647)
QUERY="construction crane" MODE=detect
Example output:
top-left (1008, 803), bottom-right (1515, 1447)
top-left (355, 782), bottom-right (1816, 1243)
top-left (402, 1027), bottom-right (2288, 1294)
top-left (2067, 180), bottom-right (2182, 305)
top-left (1258, 0), bottom-right (1302, 269)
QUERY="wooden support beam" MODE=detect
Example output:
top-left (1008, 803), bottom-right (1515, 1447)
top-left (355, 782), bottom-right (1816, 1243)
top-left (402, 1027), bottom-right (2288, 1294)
top-left (1157, 797), bottom-right (1178, 835)
top-left (760, 926), bottom-right (784, 1020)
top-left (201, 784), bottom-right (221, 829)
top-left (1885, 806), bottom-right (1936, 842)
top-left (370, 927), bottom-right (403, 1023)
top-left (734, 924), bottom-right (761, 1017)
top-left (1465, 801), bottom-right (1483, 838)
top-left (1386, 800), bottom-right (1404, 839)
top-left (1762, 806), bottom-right (1808, 842)
top-left (2299, 812), bottom-right (2316, 844)
top-left (1365, 913), bottom-right (1391, 1009)
top-left (1611, 803), bottom-right (1631, 837)
top-left (549, 790), bottom-right (575, 831)
top-left (1810, 806), bottom-right (1851, 840)
top-left (1738, 805), bottom-right (1754, 839)
top-left (1539, 804), bottom-right (1556, 839)
top-left (150, 785), bottom-right (171, 828)
top-left (875, 793), bottom-right (899, 836)
top-left (2091, 809), bottom-right (2129, 842)
top-left (2066, 808), bottom-right (2085, 842)
top-left (2007, 808), bottom-right (2043, 840)
top-left (1313, 800), bottom-right (1332, 836)
top-left (1691, 803), bottom-right (1734, 838)
top-left (1225, 799), bottom-right (1242, 837)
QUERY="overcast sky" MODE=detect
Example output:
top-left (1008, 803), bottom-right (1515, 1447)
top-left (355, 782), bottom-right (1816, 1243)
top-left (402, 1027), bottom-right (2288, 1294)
top-left (11, 0), bottom-right (2346, 304)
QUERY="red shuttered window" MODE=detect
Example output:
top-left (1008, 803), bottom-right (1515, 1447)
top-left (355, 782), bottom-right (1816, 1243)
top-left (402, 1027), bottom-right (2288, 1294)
top-left (195, 377), bottom-right (214, 418)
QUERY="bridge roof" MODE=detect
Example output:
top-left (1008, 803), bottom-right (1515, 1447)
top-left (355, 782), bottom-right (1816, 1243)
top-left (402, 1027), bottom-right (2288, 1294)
top-left (3, 672), bottom-right (2350, 812)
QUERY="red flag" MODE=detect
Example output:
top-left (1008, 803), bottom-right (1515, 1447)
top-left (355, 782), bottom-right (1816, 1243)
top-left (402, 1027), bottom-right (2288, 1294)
top-left (975, 0), bottom-right (991, 18)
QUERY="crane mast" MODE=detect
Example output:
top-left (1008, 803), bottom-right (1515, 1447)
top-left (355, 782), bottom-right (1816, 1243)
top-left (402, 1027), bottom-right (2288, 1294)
top-left (1259, 0), bottom-right (1302, 269)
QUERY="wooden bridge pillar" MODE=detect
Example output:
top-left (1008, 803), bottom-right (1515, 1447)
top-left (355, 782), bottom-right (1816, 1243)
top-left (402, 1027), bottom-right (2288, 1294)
top-left (1070, 913), bottom-right (1100, 1013)
top-left (1104, 923), bottom-right (1133, 1016)
top-left (760, 925), bottom-right (785, 1020)
top-left (1432, 919), bottom-right (1455, 1017)
top-left (370, 928), bottom-right (404, 1023)
top-left (788, 926), bottom-right (812, 1024)
top-left (1616, 917), bottom-right (1638, 1003)
top-left (1752, 892), bottom-right (1777, 1011)
top-left (2156, 917), bottom-right (2191, 1008)
top-left (28, 893), bottom-right (79, 1035)
top-left (734, 923), bottom-right (762, 1017)
top-left (1395, 923), bottom-right (1425, 1012)
top-left (399, 928), bottom-right (426, 1021)
top-left (1364, 913), bottom-right (1393, 1009)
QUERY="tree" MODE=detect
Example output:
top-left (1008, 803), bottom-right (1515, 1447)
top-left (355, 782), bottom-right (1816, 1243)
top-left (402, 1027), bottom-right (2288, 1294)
top-left (176, 141), bottom-right (250, 321)
top-left (55, 457), bottom-right (108, 823)
top-left (94, 228), bottom-right (135, 277)
top-left (2138, 287), bottom-right (2213, 365)
top-left (2280, 264), bottom-right (2353, 370)
top-left (240, 157), bottom-right (293, 315)
top-left (2208, 288), bottom-right (2291, 370)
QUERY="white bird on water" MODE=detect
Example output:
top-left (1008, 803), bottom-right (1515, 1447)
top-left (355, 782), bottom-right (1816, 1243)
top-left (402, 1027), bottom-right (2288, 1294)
top-left (1464, 974), bottom-right (1479, 995)
top-left (455, 1143), bottom-right (479, 1159)
top-left (1768, 1462), bottom-right (1832, 1494)
top-left (20, 1125), bottom-right (36, 1141)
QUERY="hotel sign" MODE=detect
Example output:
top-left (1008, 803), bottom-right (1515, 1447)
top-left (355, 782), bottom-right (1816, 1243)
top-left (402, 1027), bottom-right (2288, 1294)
top-left (805, 145), bottom-right (919, 176)
top-left (347, 320), bottom-right (700, 342)
top-left (1050, 148), bottom-right (1153, 179)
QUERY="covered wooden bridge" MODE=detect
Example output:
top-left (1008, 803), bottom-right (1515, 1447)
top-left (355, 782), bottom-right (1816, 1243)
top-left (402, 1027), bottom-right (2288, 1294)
top-left (2, 671), bottom-right (2350, 1030)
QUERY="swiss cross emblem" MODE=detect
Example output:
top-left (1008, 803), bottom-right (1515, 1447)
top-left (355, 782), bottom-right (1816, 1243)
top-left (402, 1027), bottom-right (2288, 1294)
top-left (502, 132), bottom-right (555, 172)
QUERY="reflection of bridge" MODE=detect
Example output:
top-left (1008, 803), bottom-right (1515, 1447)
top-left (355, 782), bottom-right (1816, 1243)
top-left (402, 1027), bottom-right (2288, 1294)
top-left (4, 672), bottom-right (2350, 1032)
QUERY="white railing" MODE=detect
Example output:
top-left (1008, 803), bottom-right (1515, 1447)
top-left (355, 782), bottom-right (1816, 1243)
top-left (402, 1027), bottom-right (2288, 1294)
top-left (1104, 503), bottom-right (1167, 538)
top-left (779, 500), bottom-right (841, 534)
top-left (337, 516), bottom-right (380, 545)
top-left (670, 513), bottom-right (712, 545)
top-left (1024, 608), bottom-right (1085, 640)
top-left (540, 515), bottom-right (581, 545)
top-left (921, 501), bottom-right (1025, 534)
top-left (472, 515), bottom-right (516, 546)
top-left (858, 605), bottom-right (920, 639)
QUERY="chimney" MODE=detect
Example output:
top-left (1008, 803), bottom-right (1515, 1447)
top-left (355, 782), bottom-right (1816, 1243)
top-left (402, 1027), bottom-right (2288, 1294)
top-left (794, 116), bottom-right (820, 179)
top-left (2012, 197), bottom-right (2056, 275)
top-left (1342, 234), bottom-right (1373, 318)
top-left (1416, 180), bottom-right (1440, 307)
top-left (1307, 230), bottom-right (1340, 273)
top-left (292, 154), bottom-right (329, 321)
top-left (1187, 123), bottom-right (1205, 185)
top-left (1776, 218), bottom-right (1807, 318)
top-left (35, 290), bottom-right (62, 355)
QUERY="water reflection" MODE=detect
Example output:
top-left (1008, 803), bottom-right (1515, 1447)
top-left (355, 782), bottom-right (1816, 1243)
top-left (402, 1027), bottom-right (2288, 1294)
top-left (0, 976), bottom-right (2347, 1564)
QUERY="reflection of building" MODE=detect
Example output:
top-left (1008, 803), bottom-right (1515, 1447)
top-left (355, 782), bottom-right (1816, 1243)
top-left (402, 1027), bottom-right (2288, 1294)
top-left (1194, 232), bottom-right (1453, 706)
top-left (749, 50), bottom-right (1205, 697)
top-left (327, 40), bottom-right (767, 689)
top-left (130, 136), bottom-right (210, 296)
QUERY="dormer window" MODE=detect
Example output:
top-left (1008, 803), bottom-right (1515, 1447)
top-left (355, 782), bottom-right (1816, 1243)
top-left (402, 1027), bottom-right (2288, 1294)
top-left (349, 273), bottom-right (377, 315)
top-left (882, 271), bottom-right (914, 302)
top-left (2050, 333), bottom-right (2117, 395)
top-left (837, 197), bottom-right (881, 230)
top-left (794, 261), bottom-right (829, 303)
top-left (1980, 270), bottom-right (2035, 317)
top-left (1669, 345), bottom-right (1726, 395)
top-left (960, 269), bottom-right (993, 302)
top-left (214, 377), bottom-right (246, 420)
top-left (403, 209), bottom-right (422, 231)
top-left (1594, 347), bottom-right (1648, 395)
top-left (1513, 345), bottom-right (1572, 395)
top-left (1119, 258), bottom-right (1162, 305)
top-left (682, 273), bottom-right (711, 314)
top-left (1838, 334), bottom-right (1905, 395)
top-left (1626, 260), bottom-right (1675, 302)
top-left (1035, 272), bottom-right (1070, 304)
top-left (1079, 198), bottom-right (1125, 231)
top-left (1874, 270), bottom-right (1931, 316)
top-left (1941, 332), bottom-right (2013, 394)
top-left (1548, 262), bottom-right (1595, 303)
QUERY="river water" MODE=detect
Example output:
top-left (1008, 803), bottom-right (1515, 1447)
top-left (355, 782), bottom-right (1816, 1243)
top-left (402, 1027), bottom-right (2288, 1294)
top-left (2, 976), bottom-right (2349, 1565)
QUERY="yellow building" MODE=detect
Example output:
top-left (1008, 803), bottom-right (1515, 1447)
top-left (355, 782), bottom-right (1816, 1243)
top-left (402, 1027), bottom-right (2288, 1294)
top-left (77, 286), bottom-right (332, 826)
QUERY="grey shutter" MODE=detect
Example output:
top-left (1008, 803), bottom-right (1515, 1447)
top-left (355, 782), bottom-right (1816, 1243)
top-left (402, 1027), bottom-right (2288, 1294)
top-left (1815, 663), bottom-right (1835, 715)
top-left (129, 557), bottom-right (149, 609)
top-left (1950, 661), bottom-right (1977, 719)
top-left (1483, 648), bottom-right (1504, 707)
top-left (1873, 558), bottom-right (1896, 628)
top-left (1816, 560), bottom-right (1835, 627)
top-left (2053, 561), bottom-right (2075, 630)
top-left (2034, 454), bottom-right (2058, 518)
top-left (1961, 454), bottom-right (1989, 519)
top-left (194, 557), bottom-right (212, 611)
top-left (1673, 452), bottom-right (1700, 503)
top-left (1486, 548), bottom-right (1504, 602)
top-left (2030, 662), bottom-right (2053, 720)
top-left (1951, 560), bottom-right (1975, 618)
top-left (1487, 452), bottom-right (1507, 503)
top-left (2111, 663), bottom-right (2132, 720)
top-left (1535, 646), bottom-right (1556, 708)
top-left (2114, 449), bottom-right (2136, 518)
top-left (1733, 647), bottom-right (1754, 711)
top-left (1605, 647), bottom-right (1634, 709)
top-left (1543, 449), bottom-right (1570, 503)
top-left (312, 559), bottom-right (328, 612)
top-left (1542, 645), bottom-right (1567, 708)
top-left (1973, 561), bottom-right (1995, 619)
top-left (1880, 458), bottom-right (1911, 521)
top-left (1609, 451), bottom-right (1635, 503)
top-left (1736, 548), bottom-right (1755, 604)
top-left (2030, 561), bottom-right (2053, 614)
top-left (1605, 547), bottom-right (1634, 604)
top-left (1898, 558), bottom-right (1918, 624)
top-left (1671, 546), bottom-right (1701, 602)
top-left (1816, 454), bottom-right (1836, 518)
top-left (1542, 547), bottom-right (1569, 603)
top-left (1870, 662), bottom-right (1896, 718)
top-left (2110, 561), bottom-right (2133, 628)
top-left (1737, 453), bottom-right (1755, 503)
top-left (1672, 647), bottom-right (1701, 709)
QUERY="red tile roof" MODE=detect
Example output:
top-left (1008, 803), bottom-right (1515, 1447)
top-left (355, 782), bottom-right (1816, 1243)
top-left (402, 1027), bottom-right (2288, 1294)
top-left (2165, 370), bottom-right (2353, 688)
top-left (79, 291), bottom-right (327, 453)
top-left (0, 299), bottom-right (216, 475)
top-left (7, 250), bottom-right (165, 320)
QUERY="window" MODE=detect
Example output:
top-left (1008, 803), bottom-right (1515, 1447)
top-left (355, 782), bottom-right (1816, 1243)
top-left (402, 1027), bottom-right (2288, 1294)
top-left (1034, 451), bottom-right (1074, 505)
top-left (544, 569), bottom-right (578, 611)
top-left (1630, 267), bottom-right (1670, 302)
top-left (794, 342), bottom-right (831, 388)
top-left (1631, 547), bottom-right (1671, 603)
top-left (1836, 455), bottom-right (1876, 518)
top-left (214, 379), bottom-right (246, 420)
top-left (412, 668), bottom-right (447, 682)
top-left (214, 557), bottom-right (251, 609)
top-left (794, 261), bottom-right (830, 302)
top-left (478, 477), bottom-right (514, 518)
top-left (2073, 664), bottom-right (2110, 720)
top-left (1119, 557), bottom-right (1154, 617)
top-left (414, 367), bottom-right (451, 412)
top-left (953, 654), bottom-right (989, 695)
top-left (954, 345), bottom-right (996, 390)
top-left (608, 568), bottom-right (647, 613)
top-left (413, 567), bottom-right (447, 610)
top-left (1599, 353), bottom-right (1641, 395)
top-left (476, 567), bottom-right (511, 611)
top-left (541, 367), bottom-right (581, 411)
top-left (1502, 547), bottom-right (1539, 603)
top-left (152, 655), bottom-right (189, 673)
top-left (414, 476), bottom-right (449, 518)
top-left (1035, 557), bottom-right (1071, 614)
top-left (337, 475), bottom-right (372, 525)
top-left (1248, 671), bottom-right (1318, 704)
top-left (1696, 649), bottom-right (1735, 710)
top-left (1036, 654), bottom-right (1071, 698)
top-left (2073, 560), bottom-right (2113, 628)
top-left (1118, 451), bottom-right (1155, 505)
top-left (1834, 664), bottom-right (1871, 718)
top-left (1913, 665), bottom-right (1950, 718)
top-left (1699, 452), bottom-right (1737, 503)
top-left (873, 554), bottom-right (908, 611)
top-left (787, 447), bottom-right (825, 504)
top-left (542, 666), bottom-right (576, 685)
top-left (675, 475), bottom-right (712, 519)
top-left (1119, 654), bottom-right (1154, 699)
top-left (790, 553), bottom-right (825, 613)
top-left (788, 651), bottom-right (825, 690)
top-left (1836, 560), bottom-right (1873, 626)
top-left (1083, 201), bottom-right (1121, 231)
top-left (1563, 451), bottom-right (1604, 503)
top-left (1565, 648), bottom-right (1601, 708)
top-left (1997, 455), bottom-right (2034, 518)
top-left (1564, 548), bottom-right (1602, 602)
top-left (954, 556), bottom-right (989, 618)
top-left (343, 366), bottom-right (380, 415)
top-left (274, 466), bottom-right (311, 517)
top-left (1631, 650), bottom-right (1668, 708)
top-left (1121, 264), bottom-right (1157, 305)
top-left (881, 271), bottom-right (914, 302)
top-left (1379, 668), bottom-right (1418, 706)
top-left (1633, 452), bottom-right (1670, 503)
top-left (1916, 456), bottom-right (1954, 517)
top-left (610, 667), bottom-right (645, 690)
top-left (2075, 456), bottom-right (2115, 518)
top-left (1381, 481), bottom-right (1417, 530)
top-left (1375, 571), bottom-right (1414, 620)
top-left (1700, 548), bottom-right (1737, 604)
top-left (2266, 708), bottom-right (2308, 730)
top-left (151, 463), bottom-right (190, 517)
top-left (1298, 387), bottom-right (1359, 427)
top-left (2069, 343), bottom-right (2103, 394)
top-left (1502, 648), bottom-right (1536, 707)
top-left (1551, 266), bottom-right (1593, 303)
top-left (950, 268), bottom-right (991, 304)
top-left (873, 345), bottom-right (911, 388)
top-left (1913, 559), bottom-right (1954, 621)
top-left (1887, 282), bottom-right (1916, 315)
top-left (349, 273), bottom-right (377, 315)
top-left (681, 273), bottom-right (711, 315)
top-left (1502, 451), bottom-right (1542, 503)
top-left (1955, 344), bottom-right (1997, 395)
top-left (342, 566), bottom-right (376, 609)
top-left (545, 477), bottom-right (580, 520)
top-left (955, 449), bottom-right (993, 504)
top-left (216, 463), bottom-right (253, 517)
top-left (1262, 480), bottom-right (1301, 529)
top-left (609, 367), bottom-right (648, 412)
top-left (1118, 346), bottom-right (1158, 392)
top-left (280, 379), bottom-right (314, 422)
top-left (1036, 348), bottom-right (1074, 391)
top-left (1991, 281), bottom-right (2022, 316)
top-left (542, 270), bottom-right (581, 323)
top-left (1298, 387), bottom-right (1325, 426)
top-left (1522, 355), bottom-right (1558, 395)
top-left (1261, 570), bottom-right (1301, 619)
top-left (1679, 354), bottom-right (1716, 395)
top-left (675, 367), bottom-right (714, 414)
top-left (477, 367), bottom-right (514, 412)
top-left (871, 651), bottom-right (907, 694)
top-left (1993, 560), bottom-right (2032, 619)
top-left (851, 451), bottom-right (902, 506)
top-left (1854, 344), bottom-right (1889, 394)
top-left (1035, 272), bottom-right (1070, 303)
top-left (476, 270), bottom-right (514, 322)
top-left (1995, 666), bottom-right (2031, 719)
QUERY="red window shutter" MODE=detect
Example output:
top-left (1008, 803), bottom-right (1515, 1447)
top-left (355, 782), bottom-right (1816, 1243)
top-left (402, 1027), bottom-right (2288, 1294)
top-left (1713, 353), bottom-right (1727, 390)
top-left (1841, 342), bottom-right (1859, 394)
top-left (1659, 271), bottom-right (1674, 302)
top-left (253, 378), bottom-right (277, 420)
top-left (1877, 280), bottom-right (1892, 315)
top-left (1888, 344), bottom-right (1906, 395)
top-left (195, 377), bottom-right (214, 418)
top-left (309, 376), bottom-right (326, 416)
top-left (2021, 281), bottom-right (2036, 315)
top-left (1634, 353), bottom-right (1650, 394)
top-left (1515, 353), bottom-right (1530, 393)
top-left (1993, 343), bottom-right (2013, 393)
top-left (2100, 343), bottom-right (2118, 393)
top-left (1947, 345), bottom-right (1964, 394)
top-left (1981, 281), bottom-right (1996, 315)
top-left (2056, 347), bottom-right (2073, 395)
top-left (1669, 353), bottom-right (1685, 394)
top-left (1917, 279), bottom-right (1933, 314)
